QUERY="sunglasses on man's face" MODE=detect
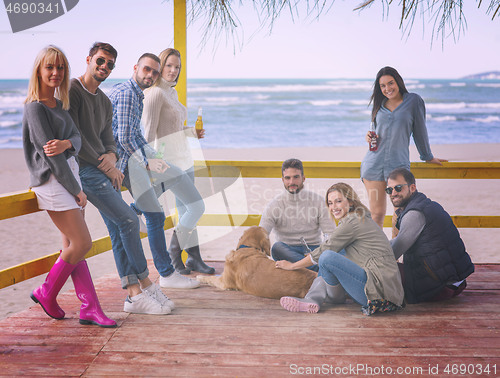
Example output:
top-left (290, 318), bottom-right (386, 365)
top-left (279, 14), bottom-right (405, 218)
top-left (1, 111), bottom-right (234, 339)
top-left (95, 57), bottom-right (115, 71)
top-left (385, 184), bottom-right (408, 195)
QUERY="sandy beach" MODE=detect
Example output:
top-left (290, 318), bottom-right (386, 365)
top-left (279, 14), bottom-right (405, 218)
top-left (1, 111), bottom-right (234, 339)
top-left (0, 144), bottom-right (499, 319)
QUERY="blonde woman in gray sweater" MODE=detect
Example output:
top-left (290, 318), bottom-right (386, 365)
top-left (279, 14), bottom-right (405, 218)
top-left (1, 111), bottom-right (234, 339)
top-left (142, 48), bottom-right (213, 275)
top-left (23, 46), bottom-right (115, 327)
top-left (276, 183), bottom-right (404, 315)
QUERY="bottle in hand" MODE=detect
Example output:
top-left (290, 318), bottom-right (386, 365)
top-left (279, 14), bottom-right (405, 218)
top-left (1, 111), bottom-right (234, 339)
top-left (195, 107), bottom-right (203, 130)
top-left (369, 122), bottom-right (378, 152)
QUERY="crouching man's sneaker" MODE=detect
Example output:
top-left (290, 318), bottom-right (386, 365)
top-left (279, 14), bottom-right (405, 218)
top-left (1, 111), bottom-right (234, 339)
top-left (160, 271), bottom-right (200, 289)
top-left (123, 292), bottom-right (171, 315)
top-left (143, 283), bottom-right (175, 310)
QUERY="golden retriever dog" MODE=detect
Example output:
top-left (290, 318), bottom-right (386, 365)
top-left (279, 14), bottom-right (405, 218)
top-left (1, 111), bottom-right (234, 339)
top-left (197, 226), bottom-right (317, 299)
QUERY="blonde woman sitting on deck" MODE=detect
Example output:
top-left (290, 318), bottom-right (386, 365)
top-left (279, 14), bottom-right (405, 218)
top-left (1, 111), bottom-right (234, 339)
top-left (275, 183), bottom-right (404, 315)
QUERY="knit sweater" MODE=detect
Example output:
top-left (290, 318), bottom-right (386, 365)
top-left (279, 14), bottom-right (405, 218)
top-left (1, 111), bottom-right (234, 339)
top-left (259, 189), bottom-right (335, 245)
top-left (68, 78), bottom-right (118, 168)
top-left (22, 100), bottom-right (82, 196)
top-left (142, 77), bottom-right (196, 170)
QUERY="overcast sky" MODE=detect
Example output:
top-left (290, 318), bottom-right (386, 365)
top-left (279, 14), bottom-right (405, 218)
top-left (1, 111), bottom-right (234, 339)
top-left (1, 0), bottom-right (499, 79)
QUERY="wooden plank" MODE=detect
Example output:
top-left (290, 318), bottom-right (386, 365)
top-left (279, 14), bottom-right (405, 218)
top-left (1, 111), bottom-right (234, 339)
top-left (410, 161), bottom-right (500, 179)
top-left (1, 322), bottom-right (496, 340)
top-left (83, 363), bottom-right (500, 378)
top-left (101, 340), bottom-right (500, 358)
top-left (0, 262), bottom-right (498, 376)
top-left (110, 323), bottom-right (500, 340)
top-left (195, 160), bottom-right (500, 179)
top-left (173, 0), bottom-right (187, 106)
top-left (197, 213), bottom-right (500, 228)
top-left (450, 215), bottom-right (500, 228)
top-left (196, 213), bottom-right (261, 227)
top-left (85, 353), bottom-right (500, 377)
top-left (122, 308), bottom-right (500, 327)
top-left (0, 363), bottom-right (89, 377)
top-left (472, 264), bottom-right (500, 272)
top-left (87, 351), bottom-right (500, 368)
top-left (0, 324), bottom-right (121, 336)
top-left (0, 190), bottom-right (39, 220)
top-left (0, 334), bottom-right (112, 346)
top-left (0, 344), bottom-right (101, 362)
top-left (0, 252), bottom-right (60, 289)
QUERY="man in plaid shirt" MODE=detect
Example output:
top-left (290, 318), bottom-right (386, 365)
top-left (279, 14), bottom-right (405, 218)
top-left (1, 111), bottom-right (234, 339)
top-left (109, 53), bottom-right (204, 292)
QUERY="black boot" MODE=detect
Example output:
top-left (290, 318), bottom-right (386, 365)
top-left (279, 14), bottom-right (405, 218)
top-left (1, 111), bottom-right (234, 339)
top-left (169, 230), bottom-right (191, 275)
top-left (185, 245), bottom-right (215, 274)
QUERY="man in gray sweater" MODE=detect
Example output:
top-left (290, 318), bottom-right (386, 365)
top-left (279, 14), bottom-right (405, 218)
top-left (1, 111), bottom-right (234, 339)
top-left (259, 158), bottom-right (335, 271)
top-left (69, 42), bottom-right (173, 315)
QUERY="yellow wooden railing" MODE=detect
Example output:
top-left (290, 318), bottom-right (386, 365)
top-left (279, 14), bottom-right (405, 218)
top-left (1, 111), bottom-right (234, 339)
top-left (1, 160), bottom-right (499, 289)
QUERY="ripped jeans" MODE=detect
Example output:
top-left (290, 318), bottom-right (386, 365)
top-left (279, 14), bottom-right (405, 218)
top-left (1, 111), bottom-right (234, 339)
top-left (80, 165), bottom-right (149, 289)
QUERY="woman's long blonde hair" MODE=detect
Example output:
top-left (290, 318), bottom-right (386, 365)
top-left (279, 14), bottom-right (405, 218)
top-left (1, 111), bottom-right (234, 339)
top-left (325, 182), bottom-right (370, 219)
top-left (24, 45), bottom-right (71, 110)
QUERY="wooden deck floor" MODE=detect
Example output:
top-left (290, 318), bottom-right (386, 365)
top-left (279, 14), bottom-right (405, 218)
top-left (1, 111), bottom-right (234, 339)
top-left (0, 261), bottom-right (499, 377)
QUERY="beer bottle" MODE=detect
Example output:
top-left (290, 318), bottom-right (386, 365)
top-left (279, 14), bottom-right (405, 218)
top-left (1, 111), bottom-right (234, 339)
top-left (195, 107), bottom-right (203, 130)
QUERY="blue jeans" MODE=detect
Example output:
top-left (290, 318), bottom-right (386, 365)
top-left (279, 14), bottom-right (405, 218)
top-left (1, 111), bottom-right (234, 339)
top-left (318, 249), bottom-right (368, 305)
top-left (174, 166), bottom-right (200, 247)
top-left (125, 159), bottom-right (205, 276)
top-left (271, 242), bottom-right (319, 272)
top-left (79, 165), bottom-right (149, 289)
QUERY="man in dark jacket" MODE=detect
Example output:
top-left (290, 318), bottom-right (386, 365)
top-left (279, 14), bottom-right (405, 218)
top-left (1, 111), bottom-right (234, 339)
top-left (387, 168), bottom-right (474, 304)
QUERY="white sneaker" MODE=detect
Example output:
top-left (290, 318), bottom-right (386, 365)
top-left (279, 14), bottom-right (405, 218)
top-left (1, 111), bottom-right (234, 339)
top-left (143, 283), bottom-right (175, 310)
top-left (123, 293), bottom-right (171, 315)
top-left (160, 271), bottom-right (200, 289)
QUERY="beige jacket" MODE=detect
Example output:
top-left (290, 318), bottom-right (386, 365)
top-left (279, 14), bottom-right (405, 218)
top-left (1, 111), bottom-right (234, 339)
top-left (311, 212), bottom-right (404, 305)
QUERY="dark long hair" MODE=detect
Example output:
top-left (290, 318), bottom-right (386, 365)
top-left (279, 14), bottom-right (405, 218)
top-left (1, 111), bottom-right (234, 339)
top-left (369, 66), bottom-right (408, 122)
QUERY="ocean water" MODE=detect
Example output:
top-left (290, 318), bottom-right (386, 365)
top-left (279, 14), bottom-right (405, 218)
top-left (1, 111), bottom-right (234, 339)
top-left (1, 78), bottom-right (500, 149)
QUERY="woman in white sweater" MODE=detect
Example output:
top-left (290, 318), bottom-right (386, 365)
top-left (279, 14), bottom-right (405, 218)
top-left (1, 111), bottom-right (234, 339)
top-left (142, 48), bottom-right (214, 275)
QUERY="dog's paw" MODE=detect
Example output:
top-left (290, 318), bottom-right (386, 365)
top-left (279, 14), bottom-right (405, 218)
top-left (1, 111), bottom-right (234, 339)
top-left (196, 274), bottom-right (209, 283)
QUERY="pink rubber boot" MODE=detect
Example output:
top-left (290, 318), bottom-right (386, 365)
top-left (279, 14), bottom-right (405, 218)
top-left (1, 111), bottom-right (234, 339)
top-left (279, 277), bottom-right (327, 314)
top-left (71, 260), bottom-right (117, 328)
top-left (31, 256), bottom-right (77, 319)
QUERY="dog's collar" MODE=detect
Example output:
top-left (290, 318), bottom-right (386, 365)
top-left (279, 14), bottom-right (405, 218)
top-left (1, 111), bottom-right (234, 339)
top-left (238, 244), bottom-right (264, 253)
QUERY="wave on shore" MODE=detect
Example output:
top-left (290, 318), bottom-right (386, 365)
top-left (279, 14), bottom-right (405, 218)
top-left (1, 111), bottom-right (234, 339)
top-left (1, 78), bottom-right (500, 149)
